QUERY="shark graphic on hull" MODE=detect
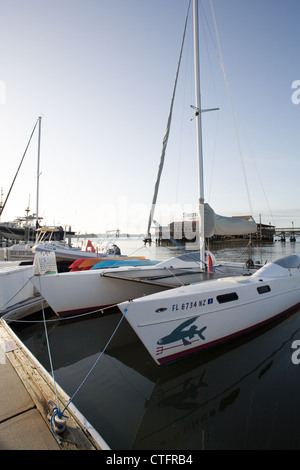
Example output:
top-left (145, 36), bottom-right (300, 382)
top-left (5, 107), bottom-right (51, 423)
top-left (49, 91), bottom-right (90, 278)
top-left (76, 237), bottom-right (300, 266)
top-left (157, 317), bottom-right (207, 346)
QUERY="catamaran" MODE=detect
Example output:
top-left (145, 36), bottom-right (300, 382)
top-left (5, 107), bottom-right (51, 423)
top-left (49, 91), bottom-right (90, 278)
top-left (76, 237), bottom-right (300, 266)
top-left (31, 1), bottom-right (262, 318)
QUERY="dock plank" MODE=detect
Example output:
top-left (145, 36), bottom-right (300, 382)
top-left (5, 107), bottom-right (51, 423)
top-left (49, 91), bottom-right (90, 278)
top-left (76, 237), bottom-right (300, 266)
top-left (0, 319), bottom-right (107, 450)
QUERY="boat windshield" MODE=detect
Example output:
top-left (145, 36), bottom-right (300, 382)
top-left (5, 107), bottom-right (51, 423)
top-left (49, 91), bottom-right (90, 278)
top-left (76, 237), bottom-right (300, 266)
top-left (175, 252), bottom-right (201, 263)
top-left (273, 255), bottom-right (300, 269)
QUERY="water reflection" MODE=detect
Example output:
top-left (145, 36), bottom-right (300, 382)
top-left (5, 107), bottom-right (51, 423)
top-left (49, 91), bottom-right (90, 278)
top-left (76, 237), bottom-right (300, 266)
top-left (11, 239), bottom-right (300, 449)
top-left (114, 308), bottom-right (300, 450)
top-left (13, 303), bottom-right (300, 450)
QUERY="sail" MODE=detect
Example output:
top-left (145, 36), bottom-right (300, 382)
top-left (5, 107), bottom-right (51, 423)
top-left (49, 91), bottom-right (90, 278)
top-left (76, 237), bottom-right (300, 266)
top-left (203, 204), bottom-right (257, 238)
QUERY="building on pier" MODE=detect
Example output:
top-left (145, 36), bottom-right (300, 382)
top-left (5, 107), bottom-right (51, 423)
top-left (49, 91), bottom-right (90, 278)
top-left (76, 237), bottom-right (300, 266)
top-left (155, 217), bottom-right (275, 246)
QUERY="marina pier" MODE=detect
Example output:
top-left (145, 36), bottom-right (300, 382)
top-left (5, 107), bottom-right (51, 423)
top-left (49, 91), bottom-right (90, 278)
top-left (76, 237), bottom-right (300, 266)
top-left (153, 218), bottom-right (300, 246)
top-left (0, 318), bottom-right (109, 450)
top-left (274, 226), bottom-right (300, 242)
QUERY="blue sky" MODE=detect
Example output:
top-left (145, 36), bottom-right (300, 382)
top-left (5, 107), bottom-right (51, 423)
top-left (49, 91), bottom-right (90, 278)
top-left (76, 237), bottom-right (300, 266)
top-left (0, 0), bottom-right (299, 234)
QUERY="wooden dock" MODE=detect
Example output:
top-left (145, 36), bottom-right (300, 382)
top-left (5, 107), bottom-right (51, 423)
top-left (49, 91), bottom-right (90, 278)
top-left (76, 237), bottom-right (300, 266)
top-left (0, 348), bottom-right (60, 450)
top-left (0, 318), bottom-right (110, 450)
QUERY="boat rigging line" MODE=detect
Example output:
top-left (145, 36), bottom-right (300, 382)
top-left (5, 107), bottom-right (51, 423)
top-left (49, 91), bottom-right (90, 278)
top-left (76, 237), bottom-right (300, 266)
top-left (144, 0), bottom-right (191, 243)
top-left (0, 117), bottom-right (41, 220)
top-left (209, 0), bottom-right (253, 217)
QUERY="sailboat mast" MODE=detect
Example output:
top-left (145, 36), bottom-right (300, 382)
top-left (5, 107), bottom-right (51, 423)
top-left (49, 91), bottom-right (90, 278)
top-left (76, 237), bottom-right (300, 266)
top-left (193, 0), bottom-right (205, 267)
top-left (36, 116), bottom-right (42, 228)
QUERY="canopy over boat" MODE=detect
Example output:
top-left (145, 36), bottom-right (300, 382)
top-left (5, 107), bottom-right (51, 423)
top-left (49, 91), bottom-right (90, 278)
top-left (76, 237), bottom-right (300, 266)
top-left (203, 204), bottom-right (257, 238)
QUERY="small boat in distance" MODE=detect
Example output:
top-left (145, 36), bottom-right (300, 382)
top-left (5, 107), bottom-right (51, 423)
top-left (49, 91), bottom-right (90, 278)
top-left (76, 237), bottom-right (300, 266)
top-left (0, 212), bottom-right (75, 243)
top-left (32, 236), bottom-right (123, 262)
top-left (0, 117), bottom-right (75, 264)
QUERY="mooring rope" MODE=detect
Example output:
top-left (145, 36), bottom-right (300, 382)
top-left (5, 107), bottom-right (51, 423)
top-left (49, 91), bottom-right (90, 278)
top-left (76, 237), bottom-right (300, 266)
top-left (2, 274), bottom-right (120, 323)
top-left (31, 276), bottom-right (126, 443)
top-left (37, 276), bottom-right (64, 444)
top-left (59, 312), bottom-right (127, 416)
top-left (1, 273), bottom-right (126, 444)
top-left (0, 277), bottom-right (33, 311)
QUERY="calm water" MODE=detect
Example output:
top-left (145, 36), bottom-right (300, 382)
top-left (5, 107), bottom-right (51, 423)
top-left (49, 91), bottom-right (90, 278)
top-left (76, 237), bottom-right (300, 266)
top-left (10, 237), bottom-right (300, 450)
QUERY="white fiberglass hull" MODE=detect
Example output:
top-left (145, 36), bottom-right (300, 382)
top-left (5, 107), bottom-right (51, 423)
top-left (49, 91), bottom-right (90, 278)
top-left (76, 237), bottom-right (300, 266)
top-left (30, 269), bottom-right (170, 317)
top-left (118, 255), bottom-right (300, 365)
top-left (30, 254), bottom-right (258, 318)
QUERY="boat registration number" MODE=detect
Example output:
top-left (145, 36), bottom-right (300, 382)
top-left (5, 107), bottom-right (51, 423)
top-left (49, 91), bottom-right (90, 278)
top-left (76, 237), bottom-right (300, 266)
top-left (172, 298), bottom-right (213, 311)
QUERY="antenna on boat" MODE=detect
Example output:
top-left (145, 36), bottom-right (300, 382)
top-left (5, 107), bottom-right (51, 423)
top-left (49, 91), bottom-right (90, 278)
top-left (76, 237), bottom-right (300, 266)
top-left (25, 194), bottom-right (30, 217)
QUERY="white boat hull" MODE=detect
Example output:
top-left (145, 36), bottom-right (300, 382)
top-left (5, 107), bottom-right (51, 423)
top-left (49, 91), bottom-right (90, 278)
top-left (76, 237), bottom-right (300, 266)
top-left (118, 255), bottom-right (300, 365)
top-left (30, 254), bottom-right (258, 317)
top-left (0, 264), bottom-right (35, 313)
top-left (30, 269), bottom-right (170, 317)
